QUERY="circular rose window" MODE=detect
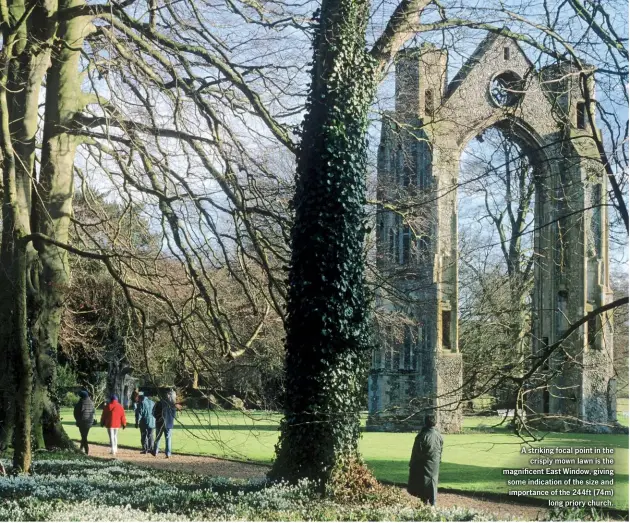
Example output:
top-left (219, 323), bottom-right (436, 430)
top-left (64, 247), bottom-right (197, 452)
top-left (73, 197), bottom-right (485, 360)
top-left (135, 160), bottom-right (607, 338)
top-left (489, 71), bottom-right (524, 107)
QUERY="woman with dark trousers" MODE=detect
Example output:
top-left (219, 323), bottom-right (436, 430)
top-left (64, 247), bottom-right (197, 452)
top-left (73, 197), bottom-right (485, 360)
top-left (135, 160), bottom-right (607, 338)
top-left (73, 390), bottom-right (95, 454)
top-left (152, 390), bottom-right (177, 458)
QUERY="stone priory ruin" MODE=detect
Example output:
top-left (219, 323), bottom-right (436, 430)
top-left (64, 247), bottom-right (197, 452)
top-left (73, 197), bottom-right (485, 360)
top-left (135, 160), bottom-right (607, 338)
top-left (368, 34), bottom-right (615, 433)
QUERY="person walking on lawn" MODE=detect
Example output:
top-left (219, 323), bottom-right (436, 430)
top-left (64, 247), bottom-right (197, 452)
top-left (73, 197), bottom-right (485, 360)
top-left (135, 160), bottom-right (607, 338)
top-left (131, 388), bottom-right (141, 415)
top-left (135, 393), bottom-right (156, 454)
top-left (152, 390), bottom-right (177, 458)
top-left (73, 390), bottom-right (95, 455)
top-left (408, 414), bottom-right (443, 506)
top-left (100, 394), bottom-right (127, 455)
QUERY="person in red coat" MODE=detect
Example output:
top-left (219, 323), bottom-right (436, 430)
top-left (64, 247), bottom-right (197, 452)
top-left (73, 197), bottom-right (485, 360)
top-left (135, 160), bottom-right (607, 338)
top-left (100, 394), bottom-right (127, 455)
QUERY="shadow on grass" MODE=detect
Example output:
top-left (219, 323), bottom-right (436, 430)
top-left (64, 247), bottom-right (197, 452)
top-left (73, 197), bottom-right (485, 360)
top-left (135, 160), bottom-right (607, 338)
top-left (169, 425), bottom-right (509, 434)
top-left (366, 459), bottom-right (503, 488)
top-left (175, 424), bottom-right (280, 431)
top-left (365, 458), bottom-right (629, 510)
top-left (60, 420), bottom-right (280, 431)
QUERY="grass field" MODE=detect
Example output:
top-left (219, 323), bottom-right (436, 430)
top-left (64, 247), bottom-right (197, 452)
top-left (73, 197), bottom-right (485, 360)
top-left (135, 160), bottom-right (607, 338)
top-left (60, 408), bottom-right (629, 509)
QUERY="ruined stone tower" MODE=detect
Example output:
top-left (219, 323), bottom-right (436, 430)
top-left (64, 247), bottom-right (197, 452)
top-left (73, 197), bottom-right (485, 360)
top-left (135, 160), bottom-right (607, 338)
top-left (368, 34), bottom-right (615, 433)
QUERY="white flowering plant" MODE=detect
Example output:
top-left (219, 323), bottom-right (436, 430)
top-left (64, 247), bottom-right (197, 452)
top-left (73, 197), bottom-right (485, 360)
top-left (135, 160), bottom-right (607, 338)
top-left (0, 453), bottom-right (495, 521)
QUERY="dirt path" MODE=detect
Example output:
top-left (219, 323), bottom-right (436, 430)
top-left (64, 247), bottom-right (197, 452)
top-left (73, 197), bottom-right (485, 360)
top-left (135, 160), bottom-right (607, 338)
top-left (436, 492), bottom-right (548, 521)
top-left (87, 443), bottom-right (268, 480)
top-left (87, 443), bottom-right (548, 520)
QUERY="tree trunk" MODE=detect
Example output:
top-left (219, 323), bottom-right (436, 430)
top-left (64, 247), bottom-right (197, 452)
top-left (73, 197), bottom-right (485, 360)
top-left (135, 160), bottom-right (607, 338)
top-left (107, 359), bottom-right (130, 401)
top-left (0, 5), bottom-right (43, 470)
top-left (11, 242), bottom-right (33, 471)
top-left (30, 0), bottom-right (91, 450)
top-left (1, 0), bottom-right (90, 458)
top-left (0, 232), bottom-right (32, 471)
top-left (0, 0), bottom-right (55, 457)
top-left (269, 0), bottom-right (375, 486)
top-left (0, 243), bottom-right (17, 452)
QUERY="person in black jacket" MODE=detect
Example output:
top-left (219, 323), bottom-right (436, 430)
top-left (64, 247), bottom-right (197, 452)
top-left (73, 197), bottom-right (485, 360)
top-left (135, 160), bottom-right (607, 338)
top-left (152, 390), bottom-right (177, 458)
top-left (73, 390), bottom-right (95, 454)
top-left (408, 415), bottom-right (443, 506)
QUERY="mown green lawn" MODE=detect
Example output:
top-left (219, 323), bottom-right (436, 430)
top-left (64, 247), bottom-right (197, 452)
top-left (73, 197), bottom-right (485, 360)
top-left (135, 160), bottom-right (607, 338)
top-left (61, 408), bottom-right (629, 509)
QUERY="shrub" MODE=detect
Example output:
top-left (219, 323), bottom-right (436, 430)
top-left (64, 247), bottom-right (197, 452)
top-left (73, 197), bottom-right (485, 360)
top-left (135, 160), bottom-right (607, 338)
top-left (548, 506), bottom-right (610, 521)
top-left (471, 395), bottom-right (496, 412)
top-left (57, 364), bottom-right (79, 389)
top-left (61, 392), bottom-right (80, 408)
top-left (326, 457), bottom-right (381, 502)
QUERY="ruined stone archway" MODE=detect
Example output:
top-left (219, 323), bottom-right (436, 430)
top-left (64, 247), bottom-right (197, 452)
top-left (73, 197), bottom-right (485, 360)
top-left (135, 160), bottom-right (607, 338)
top-left (368, 34), bottom-right (613, 433)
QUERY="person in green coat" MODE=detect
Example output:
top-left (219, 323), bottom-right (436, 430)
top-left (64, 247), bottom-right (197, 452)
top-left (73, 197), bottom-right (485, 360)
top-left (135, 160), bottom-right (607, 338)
top-left (408, 415), bottom-right (443, 506)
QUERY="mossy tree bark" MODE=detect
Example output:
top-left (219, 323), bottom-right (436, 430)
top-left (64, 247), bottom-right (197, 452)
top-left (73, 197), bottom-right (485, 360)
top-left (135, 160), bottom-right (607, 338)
top-left (0, 0), bottom-right (52, 469)
top-left (31, 0), bottom-right (92, 450)
top-left (0, 145), bottom-right (32, 470)
top-left (269, 0), bottom-right (376, 486)
top-left (0, 237), bottom-right (32, 471)
top-left (0, 0), bottom-right (91, 464)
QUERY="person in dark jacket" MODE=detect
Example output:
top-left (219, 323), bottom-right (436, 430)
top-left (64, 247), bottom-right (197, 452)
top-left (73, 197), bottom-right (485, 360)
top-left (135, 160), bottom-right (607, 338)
top-left (73, 390), bottom-right (95, 454)
top-left (152, 390), bottom-right (177, 458)
top-left (408, 415), bottom-right (443, 506)
top-left (135, 393), bottom-right (156, 454)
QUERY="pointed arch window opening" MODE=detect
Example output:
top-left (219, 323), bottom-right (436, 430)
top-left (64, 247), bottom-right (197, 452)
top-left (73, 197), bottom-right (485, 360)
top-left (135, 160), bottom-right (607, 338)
top-left (577, 102), bottom-right (588, 130)
top-left (395, 145), bottom-right (403, 185)
top-left (388, 228), bottom-right (396, 261)
top-left (417, 137), bottom-right (432, 189)
top-left (425, 89), bottom-right (434, 117)
top-left (403, 325), bottom-right (413, 370)
top-left (590, 184), bottom-right (602, 256)
top-left (542, 336), bottom-right (550, 414)
top-left (441, 309), bottom-right (452, 350)
top-left (402, 224), bottom-right (411, 264)
top-left (556, 291), bottom-right (569, 340)
top-left (587, 314), bottom-right (599, 350)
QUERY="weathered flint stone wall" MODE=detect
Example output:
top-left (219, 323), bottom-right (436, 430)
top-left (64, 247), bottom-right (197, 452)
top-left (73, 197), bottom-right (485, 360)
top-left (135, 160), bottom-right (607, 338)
top-left (437, 353), bottom-right (463, 432)
top-left (368, 34), bottom-right (615, 433)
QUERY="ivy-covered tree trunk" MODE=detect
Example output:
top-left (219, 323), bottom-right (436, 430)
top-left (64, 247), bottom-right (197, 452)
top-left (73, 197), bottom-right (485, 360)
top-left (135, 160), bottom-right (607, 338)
top-left (269, 0), bottom-right (376, 486)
